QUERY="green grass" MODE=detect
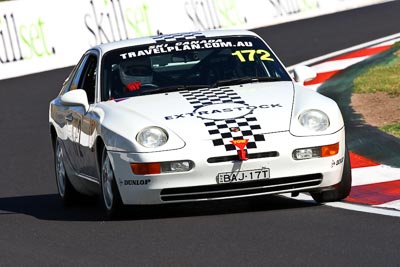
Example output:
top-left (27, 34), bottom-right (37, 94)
top-left (380, 123), bottom-right (400, 138)
top-left (353, 45), bottom-right (400, 96)
top-left (352, 43), bottom-right (400, 138)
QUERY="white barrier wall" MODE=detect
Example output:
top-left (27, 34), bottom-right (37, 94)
top-left (0, 0), bottom-right (390, 80)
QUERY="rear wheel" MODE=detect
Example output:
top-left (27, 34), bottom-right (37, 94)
top-left (311, 146), bottom-right (352, 203)
top-left (100, 147), bottom-right (123, 218)
top-left (54, 138), bottom-right (81, 205)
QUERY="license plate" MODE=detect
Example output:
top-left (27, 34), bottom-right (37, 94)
top-left (217, 169), bottom-right (270, 184)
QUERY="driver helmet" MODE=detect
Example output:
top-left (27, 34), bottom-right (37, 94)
top-left (119, 57), bottom-right (153, 85)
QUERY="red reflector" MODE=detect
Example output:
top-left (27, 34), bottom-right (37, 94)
top-left (131, 163), bottom-right (161, 175)
top-left (321, 143), bottom-right (339, 157)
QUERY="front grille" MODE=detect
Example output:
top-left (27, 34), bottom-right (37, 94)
top-left (160, 173), bottom-right (323, 201)
top-left (207, 151), bottom-right (279, 163)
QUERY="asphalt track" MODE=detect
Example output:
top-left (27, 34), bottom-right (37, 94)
top-left (0, 1), bottom-right (400, 266)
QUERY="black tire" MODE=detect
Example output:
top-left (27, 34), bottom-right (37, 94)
top-left (54, 138), bottom-right (82, 205)
top-left (100, 147), bottom-right (124, 218)
top-left (311, 146), bottom-right (352, 203)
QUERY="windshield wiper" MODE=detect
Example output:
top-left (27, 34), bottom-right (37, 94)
top-left (212, 76), bottom-right (282, 87)
top-left (139, 84), bottom-right (209, 96)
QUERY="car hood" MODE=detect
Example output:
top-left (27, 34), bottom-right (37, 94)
top-left (104, 81), bottom-right (294, 142)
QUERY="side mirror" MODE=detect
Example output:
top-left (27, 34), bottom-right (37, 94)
top-left (61, 89), bottom-right (89, 112)
top-left (292, 65), bottom-right (317, 84)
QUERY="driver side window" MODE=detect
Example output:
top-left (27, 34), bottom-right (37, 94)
top-left (69, 54), bottom-right (98, 104)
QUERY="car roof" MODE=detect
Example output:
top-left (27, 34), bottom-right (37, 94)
top-left (92, 29), bottom-right (260, 55)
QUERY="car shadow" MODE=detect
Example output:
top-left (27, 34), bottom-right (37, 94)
top-left (0, 194), bottom-right (104, 221)
top-left (0, 193), bottom-right (319, 222)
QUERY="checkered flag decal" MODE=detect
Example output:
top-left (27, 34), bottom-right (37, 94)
top-left (181, 87), bottom-right (246, 109)
top-left (153, 32), bottom-right (206, 43)
top-left (180, 88), bottom-right (265, 152)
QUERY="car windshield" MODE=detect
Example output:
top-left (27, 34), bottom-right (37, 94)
top-left (101, 36), bottom-right (291, 100)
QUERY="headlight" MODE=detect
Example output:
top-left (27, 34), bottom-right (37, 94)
top-left (298, 110), bottom-right (330, 132)
top-left (136, 127), bottom-right (168, 148)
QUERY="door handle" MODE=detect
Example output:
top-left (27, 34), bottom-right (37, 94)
top-left (65, 113), bottom-right (73, 122)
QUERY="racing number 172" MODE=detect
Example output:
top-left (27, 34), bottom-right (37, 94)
top-left (231, 49), bottom-right (274, 62)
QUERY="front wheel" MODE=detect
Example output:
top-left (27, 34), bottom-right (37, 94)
top-left (311, 146), bottom-right (352, 203)
top-left (100, 148), bottom-right (123, 218)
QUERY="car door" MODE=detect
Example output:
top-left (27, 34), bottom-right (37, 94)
top-left (74, 54), bottom-right (100, 180)
top-left (54, 55), bottom-right (92, 174)
top-left (60, 53), bottom-right (100, 175)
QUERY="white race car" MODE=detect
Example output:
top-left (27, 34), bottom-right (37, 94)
top-left (49, 29), bottom-right (351, 218)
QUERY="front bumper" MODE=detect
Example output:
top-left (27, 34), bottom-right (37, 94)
top-left (108, 129), bottom-right (346, 205)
